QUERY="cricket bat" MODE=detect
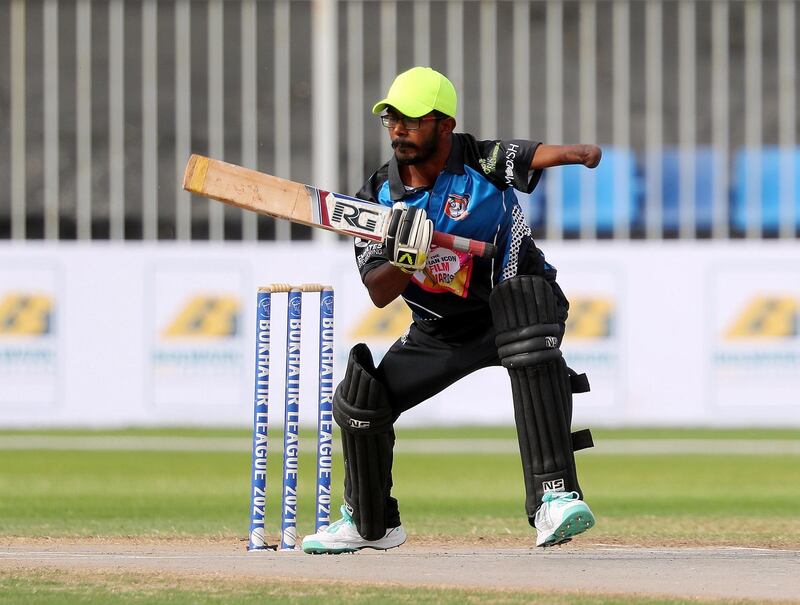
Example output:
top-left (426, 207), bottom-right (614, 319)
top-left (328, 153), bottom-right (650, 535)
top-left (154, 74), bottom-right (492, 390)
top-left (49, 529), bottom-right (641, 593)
top-left (183, 154), bottom-right (497, 259)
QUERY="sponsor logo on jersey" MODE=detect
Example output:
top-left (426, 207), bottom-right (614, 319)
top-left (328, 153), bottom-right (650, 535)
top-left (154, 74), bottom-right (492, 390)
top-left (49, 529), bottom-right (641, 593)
top-left (478, 142), bottom-right (501, 175)
top-left (356, 241), bottom-right (384, 269)
top-left (504, 143), bottom-right (520, 186)
top-left (416, 247), bottom-right (473, 298)
top-left (444, 193), bottom-right (470, 221)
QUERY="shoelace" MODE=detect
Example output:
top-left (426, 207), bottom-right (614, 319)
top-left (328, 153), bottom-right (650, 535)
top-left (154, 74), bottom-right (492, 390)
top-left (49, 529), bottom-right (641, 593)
top-left (326, 518), bottom-right (347, 531)
top-left (325, 508), bottom-right (353, 532)
top-left (543, 490), bottom-right (579, 503)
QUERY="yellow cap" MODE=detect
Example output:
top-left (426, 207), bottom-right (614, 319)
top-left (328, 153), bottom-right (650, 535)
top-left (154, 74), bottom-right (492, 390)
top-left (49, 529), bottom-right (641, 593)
top-left (372, 67), bottom-right (457, 118)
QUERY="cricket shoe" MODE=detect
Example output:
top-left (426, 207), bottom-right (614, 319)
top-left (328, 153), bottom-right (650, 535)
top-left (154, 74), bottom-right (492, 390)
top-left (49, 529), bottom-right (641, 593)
top-left (301, 506), bottom-right (406, 554)
top-left (534, 491), bottom-right (595, 547)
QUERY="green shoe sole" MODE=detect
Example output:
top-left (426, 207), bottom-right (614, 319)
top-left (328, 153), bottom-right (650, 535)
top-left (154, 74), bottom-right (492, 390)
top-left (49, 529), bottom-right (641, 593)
top-left (301, 542), bottom-right (358, 555)
top-left (302, 540), bottom-right (406, 555)
top-left (541, 506), bottom-right (595, 548)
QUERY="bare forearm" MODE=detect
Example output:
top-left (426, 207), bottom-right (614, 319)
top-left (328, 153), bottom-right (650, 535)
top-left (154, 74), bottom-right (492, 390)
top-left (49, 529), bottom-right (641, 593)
top-left (531, 144), bottom-right (602, 169)
top-left (363, 263), bottom-right (413, 308)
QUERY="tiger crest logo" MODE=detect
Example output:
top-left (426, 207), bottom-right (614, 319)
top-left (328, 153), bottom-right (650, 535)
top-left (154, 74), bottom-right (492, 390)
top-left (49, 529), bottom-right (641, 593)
top-left (444, 193), bottom-right (470, 221)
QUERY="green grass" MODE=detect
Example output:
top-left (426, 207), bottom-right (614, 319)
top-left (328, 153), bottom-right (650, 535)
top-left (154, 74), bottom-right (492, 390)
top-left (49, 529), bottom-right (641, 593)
top-left (0, 570), bottom-right (771, 605)
top-left (2, 428), bottom-right (798, 603)
top-left (1, 428), bottom-right (798, 545)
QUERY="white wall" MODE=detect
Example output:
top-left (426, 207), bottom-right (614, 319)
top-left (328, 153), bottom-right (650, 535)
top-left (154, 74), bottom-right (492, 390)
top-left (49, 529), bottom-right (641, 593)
top-left (0, 241), bottom-right (798, 428)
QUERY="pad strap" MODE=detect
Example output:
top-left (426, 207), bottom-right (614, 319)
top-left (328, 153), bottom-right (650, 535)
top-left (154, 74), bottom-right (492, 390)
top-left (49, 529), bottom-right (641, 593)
top-left (569, 369), bottom-right (590, 394)
top-left (571, 428), bottom-right (594, 451)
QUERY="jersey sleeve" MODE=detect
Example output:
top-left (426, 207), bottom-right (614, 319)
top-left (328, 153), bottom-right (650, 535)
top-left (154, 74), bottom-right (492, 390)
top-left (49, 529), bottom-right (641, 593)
top-left (353, 164), bottom-right (392, 282)
top-left (354, 237), bottom-right (389, 282)
top-left (468, 138), bottom-right (542, 193)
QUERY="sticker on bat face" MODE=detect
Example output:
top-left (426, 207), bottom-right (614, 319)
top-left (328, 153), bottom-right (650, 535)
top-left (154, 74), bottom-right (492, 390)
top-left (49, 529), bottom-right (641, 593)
top-left (444, 194), bottom-right (470, 221)
top-left (323, 193), bottom-right (385, 240)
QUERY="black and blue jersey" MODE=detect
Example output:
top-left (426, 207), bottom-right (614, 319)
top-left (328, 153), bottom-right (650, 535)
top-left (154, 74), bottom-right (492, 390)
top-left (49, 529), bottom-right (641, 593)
top-left (354, 133), bottom-right (567, 332)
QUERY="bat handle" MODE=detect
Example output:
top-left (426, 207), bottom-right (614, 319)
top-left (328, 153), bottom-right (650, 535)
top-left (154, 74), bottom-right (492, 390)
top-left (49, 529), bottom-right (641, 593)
top-left (431, 231), bottom-right (498, 259)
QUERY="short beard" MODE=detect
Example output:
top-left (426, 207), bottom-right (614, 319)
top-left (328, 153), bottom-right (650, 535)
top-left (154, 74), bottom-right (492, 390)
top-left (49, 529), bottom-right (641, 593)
top-left (392, 131), bottom-right (439, 166)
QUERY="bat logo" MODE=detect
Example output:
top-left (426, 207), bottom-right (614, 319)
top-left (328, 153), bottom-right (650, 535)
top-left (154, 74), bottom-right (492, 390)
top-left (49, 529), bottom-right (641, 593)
top-left (324, 194), bottom-right (383, 237)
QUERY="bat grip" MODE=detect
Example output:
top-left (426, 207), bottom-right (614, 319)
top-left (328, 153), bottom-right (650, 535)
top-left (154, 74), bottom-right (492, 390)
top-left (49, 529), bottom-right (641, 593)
top-left (431, 231), bottom-right (498, 259)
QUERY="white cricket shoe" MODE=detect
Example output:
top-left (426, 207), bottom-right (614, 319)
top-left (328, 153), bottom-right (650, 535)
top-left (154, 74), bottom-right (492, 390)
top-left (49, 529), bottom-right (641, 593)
top-left (301, 506), bottom-right (406, 554)
top-left (534, 491), bottom-right (595, 547)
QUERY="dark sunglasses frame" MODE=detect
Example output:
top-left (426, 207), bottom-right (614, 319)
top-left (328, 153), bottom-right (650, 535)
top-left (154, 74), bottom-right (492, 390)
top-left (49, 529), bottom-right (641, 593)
top-left (380, 114), bottom-right (442, 130)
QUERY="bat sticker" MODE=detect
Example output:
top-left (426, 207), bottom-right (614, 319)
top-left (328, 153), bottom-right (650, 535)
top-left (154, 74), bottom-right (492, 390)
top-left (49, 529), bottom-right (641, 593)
top-left (323, 193), bottom-right (386, 239)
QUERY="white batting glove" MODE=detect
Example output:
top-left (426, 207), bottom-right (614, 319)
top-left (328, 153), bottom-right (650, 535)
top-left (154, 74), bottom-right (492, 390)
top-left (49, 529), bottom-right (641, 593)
top-left (384, 202), bottom-right (433, 274)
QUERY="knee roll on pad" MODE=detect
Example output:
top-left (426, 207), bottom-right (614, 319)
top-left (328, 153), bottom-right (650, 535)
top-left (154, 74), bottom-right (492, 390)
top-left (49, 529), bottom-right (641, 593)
top-left (489, 275), bottom-right (591, 523)
top-left (333, 343), bottom-right (395, 540)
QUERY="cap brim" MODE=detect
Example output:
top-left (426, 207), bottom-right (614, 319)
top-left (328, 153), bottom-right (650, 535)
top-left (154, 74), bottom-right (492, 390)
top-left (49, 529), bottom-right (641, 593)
top-left (371, 97), bottom-right (433, 118)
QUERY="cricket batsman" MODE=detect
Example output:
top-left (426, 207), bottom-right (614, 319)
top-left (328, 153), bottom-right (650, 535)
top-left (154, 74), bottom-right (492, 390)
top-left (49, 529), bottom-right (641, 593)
top-left (302, 67), bottom-right (600, 553)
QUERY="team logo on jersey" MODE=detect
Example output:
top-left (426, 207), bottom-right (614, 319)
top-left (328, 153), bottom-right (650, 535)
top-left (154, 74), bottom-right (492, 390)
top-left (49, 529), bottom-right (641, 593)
top-left (444, 194), bottom-right (470, 221)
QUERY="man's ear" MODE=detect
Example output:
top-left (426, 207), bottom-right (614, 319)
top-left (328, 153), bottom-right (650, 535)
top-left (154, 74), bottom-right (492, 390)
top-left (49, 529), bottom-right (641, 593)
top-left (439, 117), bottom-right (456, 136)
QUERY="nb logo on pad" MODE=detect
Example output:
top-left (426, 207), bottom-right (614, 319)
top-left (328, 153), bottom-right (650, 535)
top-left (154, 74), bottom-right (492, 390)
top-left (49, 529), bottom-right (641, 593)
top-left (349, 419), bottom-right (371, 429)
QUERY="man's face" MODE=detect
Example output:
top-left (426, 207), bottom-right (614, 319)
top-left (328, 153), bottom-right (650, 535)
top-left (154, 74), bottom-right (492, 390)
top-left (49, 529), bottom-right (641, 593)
top-left (386, 111), bottom-right (441, 166)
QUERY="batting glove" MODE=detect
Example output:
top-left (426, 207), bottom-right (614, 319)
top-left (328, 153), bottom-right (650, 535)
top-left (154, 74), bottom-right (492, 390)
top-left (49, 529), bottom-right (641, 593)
top-left (384, 202), bottom-right (433, 274)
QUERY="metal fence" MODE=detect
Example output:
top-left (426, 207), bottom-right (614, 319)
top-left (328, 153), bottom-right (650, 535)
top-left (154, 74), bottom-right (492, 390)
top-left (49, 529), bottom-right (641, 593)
top-left (1, 0), bottom-right (798, 241)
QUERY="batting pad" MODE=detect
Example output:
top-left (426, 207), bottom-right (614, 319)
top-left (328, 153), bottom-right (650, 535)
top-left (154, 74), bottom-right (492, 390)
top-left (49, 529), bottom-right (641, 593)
top-left (333, 344), bottom-right (396, 540)
top-left (490, 275), bottom-right (586, 523)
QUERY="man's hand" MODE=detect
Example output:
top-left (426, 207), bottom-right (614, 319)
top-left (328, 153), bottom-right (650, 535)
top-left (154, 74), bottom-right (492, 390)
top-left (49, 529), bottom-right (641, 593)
top-left (580, 145), bottom-right (602, 168)
top-left (384, 202), bottom-right (432, 274)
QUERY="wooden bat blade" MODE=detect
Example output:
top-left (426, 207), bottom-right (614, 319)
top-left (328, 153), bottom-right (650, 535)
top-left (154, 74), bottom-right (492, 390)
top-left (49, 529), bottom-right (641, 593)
top-left (183, 154), bottom-right (497, 258)
top-left (184, 154), bottom-right (318, 229)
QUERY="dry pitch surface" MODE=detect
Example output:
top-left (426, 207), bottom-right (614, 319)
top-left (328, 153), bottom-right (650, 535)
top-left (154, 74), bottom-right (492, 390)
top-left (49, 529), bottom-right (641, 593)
top-left (1, 537), bottom-right (798, 602)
